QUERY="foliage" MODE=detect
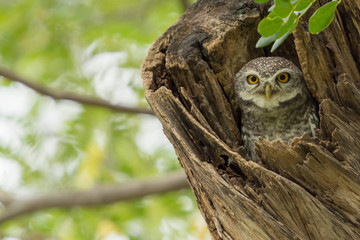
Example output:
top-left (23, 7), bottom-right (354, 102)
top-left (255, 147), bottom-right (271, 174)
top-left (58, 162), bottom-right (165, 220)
top-left (0, 0), bottom-right (209, 240)
top-left (255, 0), bottom-right (341, 52)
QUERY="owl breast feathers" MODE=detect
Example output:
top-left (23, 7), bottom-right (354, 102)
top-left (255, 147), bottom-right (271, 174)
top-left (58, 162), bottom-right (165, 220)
top-left (233, 57), bottom-right (318, 160)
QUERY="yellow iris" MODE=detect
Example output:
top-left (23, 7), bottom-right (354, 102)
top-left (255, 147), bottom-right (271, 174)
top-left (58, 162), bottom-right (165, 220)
top-left (277, 72), bottom-right (290, 83)
top-left (247, 75), bottom-right (259, 85)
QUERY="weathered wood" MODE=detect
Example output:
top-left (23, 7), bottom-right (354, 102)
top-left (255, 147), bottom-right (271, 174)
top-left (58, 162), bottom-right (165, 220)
top-left (141, 0), bottom-right (360, 239)
top-left (294, 0), bottom-right (360, 101)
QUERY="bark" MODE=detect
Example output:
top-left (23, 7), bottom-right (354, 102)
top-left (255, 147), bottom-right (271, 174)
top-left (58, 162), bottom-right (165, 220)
top-left (141, 0), bottom-right (360, 239)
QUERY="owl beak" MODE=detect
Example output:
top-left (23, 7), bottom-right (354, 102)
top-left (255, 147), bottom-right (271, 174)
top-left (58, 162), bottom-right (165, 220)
top-left (265, 83), bottom-right (271, 100)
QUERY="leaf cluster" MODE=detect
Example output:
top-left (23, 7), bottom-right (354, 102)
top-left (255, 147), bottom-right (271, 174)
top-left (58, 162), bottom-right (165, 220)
top-left (255, 0), bottom-right (341, 52)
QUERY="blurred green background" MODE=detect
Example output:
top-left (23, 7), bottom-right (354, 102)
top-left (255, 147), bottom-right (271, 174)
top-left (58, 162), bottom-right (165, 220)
top-left (0, 0), bottom-right (211, 239)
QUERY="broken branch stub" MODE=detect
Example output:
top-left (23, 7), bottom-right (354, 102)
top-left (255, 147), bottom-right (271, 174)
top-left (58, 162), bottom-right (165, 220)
top-left (141, 0), bottom-right (360, 239)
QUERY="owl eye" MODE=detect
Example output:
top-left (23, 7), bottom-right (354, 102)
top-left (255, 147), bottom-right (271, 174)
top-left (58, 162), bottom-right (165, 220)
top-left (277, 72), bottom-right (290, 83)
top-left (247, 75), bottom-right (259, 85)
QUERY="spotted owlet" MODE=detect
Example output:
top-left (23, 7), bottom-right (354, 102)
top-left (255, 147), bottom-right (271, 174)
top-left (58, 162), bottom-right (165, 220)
top-left (233, 57), bottom-right (318, 160)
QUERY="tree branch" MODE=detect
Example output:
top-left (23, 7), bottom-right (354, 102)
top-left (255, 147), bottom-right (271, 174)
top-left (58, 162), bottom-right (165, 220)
top-left (0, 171), bottom-right (188, 224)
top-left (0, 66), bottom-right (155, 116)
top-left (0, 191), bottom-right (13, 207)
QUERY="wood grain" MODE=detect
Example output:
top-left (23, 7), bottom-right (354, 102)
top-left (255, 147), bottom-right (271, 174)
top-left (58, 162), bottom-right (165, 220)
top-left (141, 0), bottom-right (360, 239)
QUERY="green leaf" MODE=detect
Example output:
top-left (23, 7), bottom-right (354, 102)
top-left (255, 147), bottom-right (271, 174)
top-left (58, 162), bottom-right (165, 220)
top-left (258, 16), bottom-right (284, 37)
top-left (273, 0), bottom-right (294, 18)
top-left (255, 0), bottom-right (271, 3)
top-left (277, 13), bottom-right (297, 38)
top-left (271, 33), bottom-right (289, 52)
top-left (294, 0), bottom-right (314, 11)
top-left (271, 15), bottom-right (298, 52)
top-left (309, 1), bottom-right (339, 34)
top-left (256, 33), bottom-right (279, 48)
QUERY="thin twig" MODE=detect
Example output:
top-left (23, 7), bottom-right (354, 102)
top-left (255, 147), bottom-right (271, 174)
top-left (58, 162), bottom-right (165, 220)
top-left (0, 171), bottom-right (188, 224)
top-left (0, 66), bottom-right (155, 116)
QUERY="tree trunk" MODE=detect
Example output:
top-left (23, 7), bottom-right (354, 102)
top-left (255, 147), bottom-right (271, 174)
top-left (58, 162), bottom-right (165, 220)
top-left (141, 0), bottom-right (360, 239)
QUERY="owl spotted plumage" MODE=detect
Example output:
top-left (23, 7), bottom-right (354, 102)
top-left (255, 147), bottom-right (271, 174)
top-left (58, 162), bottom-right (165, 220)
top-left (234, 57), bottom-right (318, 160)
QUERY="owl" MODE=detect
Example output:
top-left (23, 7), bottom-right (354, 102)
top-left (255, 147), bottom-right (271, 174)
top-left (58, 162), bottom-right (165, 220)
top-left (233, 57), bottom-right (318, 160)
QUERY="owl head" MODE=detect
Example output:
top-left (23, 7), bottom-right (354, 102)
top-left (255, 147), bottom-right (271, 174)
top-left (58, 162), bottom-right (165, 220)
top-left (234, 57), bottom-right (308, 110)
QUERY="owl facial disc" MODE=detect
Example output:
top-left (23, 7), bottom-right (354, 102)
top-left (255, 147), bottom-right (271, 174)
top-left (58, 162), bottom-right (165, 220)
top-left (235, 64), bottom-right (303, 110)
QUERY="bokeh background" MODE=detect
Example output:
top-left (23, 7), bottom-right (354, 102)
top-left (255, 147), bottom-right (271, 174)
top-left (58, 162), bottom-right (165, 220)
top-left (0, 0), bottom-right (211, 239)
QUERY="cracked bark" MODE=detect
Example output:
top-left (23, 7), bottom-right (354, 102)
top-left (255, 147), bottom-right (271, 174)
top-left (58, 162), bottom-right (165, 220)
top-left (141, 0), bottom-right (360, 239)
